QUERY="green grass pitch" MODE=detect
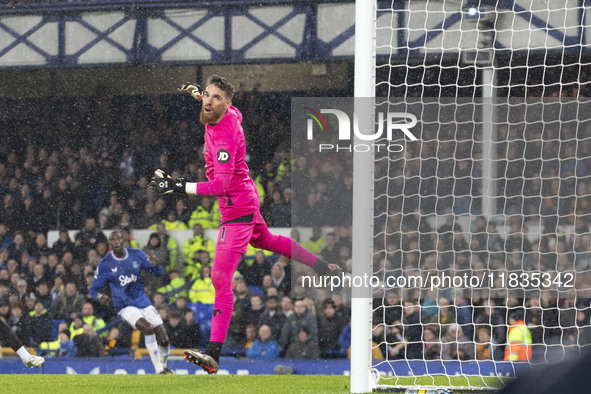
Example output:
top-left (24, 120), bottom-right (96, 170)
top-left (2, 374), bottom-right (509, 394)
top-left (3, 375), bottom-right (352, 394)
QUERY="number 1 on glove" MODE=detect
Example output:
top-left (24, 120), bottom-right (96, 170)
top-left (148, 169), bottom-right (186, 194)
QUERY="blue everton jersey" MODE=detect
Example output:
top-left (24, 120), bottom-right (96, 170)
top-left (89, 248), bottom-right (164, 312)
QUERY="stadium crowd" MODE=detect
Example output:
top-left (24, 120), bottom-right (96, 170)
top-left (0, 87), bottom-right (590, 362)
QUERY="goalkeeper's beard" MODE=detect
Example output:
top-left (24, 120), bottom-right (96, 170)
top-left (200, 106), bottom-right (223, 126)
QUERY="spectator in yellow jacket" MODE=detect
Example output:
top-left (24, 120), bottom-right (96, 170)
top-left (188, 196), bottom-right (220, 229)
top-left (189, 265), bottom-right (215, 304)
top-left (163, 210), bottom-right (188, 230)
top-left (183, 223), bottom-right (216, 269)
top-left (302, 226), bottom-right (326, 254)
top-left (69, 302), bottom-right (106, 339)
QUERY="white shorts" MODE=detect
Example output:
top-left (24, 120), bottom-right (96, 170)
top-left (118, 305), bottom-right (163, 329)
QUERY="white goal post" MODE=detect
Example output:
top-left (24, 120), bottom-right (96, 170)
top-left (350, 0), bottom-right (377, 392)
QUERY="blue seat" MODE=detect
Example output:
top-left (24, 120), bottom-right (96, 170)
top-left (188, 302), bottom-right (215, 347)
top-left (188, 302), bottom-right (214, 323)
top-left (247, 285), bottom-right (262, 297)
top-left (51, 319), bottom-right (65, 339)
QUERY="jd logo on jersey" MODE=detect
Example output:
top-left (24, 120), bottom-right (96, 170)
top-left (217, 149), bottom-right (230, 164)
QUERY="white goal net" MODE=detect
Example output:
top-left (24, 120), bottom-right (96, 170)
top-left (353, 0), bottom-right (591, 392)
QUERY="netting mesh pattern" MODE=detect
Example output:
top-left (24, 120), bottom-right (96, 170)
top-left (369, 0), bottom-right (591, 386)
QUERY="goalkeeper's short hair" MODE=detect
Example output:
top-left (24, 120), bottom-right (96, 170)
top-left (206, 74), bottom-right (235, 100)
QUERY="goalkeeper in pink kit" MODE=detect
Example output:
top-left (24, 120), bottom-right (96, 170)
top-left (149, 75), bottom-right (341, 374)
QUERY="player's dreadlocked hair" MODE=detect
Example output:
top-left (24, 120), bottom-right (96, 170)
top-left (206, 74), bottom-right (235, 100)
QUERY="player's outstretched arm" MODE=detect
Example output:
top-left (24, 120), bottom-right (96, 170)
top-left (89, 264), bottom-right (109, 302)
top-left (139, 250), bottom-right (165, 277)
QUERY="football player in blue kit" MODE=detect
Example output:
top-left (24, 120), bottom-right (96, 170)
top-left (89, 230), bottom-right (173, 374)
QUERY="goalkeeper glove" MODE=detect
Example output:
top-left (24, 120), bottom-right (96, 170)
top-left (179, 82), bottom-right (202, 99)
top-left (148, 169), bottom-right (186, 195)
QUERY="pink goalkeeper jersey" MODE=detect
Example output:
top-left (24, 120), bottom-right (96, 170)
top-left (195, 105), bottom-right (259, 222)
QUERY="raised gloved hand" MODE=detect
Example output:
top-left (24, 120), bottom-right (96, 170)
top-left (148, 169), bottom-right (186, 194)
top-left (178, 82), bottom-right (202, 100)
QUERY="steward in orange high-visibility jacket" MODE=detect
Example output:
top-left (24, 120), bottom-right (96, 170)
top-left (504, 310), bottom-right (532, 361)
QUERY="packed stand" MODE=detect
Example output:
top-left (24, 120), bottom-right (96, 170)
top-left (0, 88), bottom-right (354, 359)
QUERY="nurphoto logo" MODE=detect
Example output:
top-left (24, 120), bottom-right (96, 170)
top-left (305, 108), bottom-right (419, 152)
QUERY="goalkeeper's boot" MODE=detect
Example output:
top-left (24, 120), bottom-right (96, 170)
top-left (24, 355), bottom-right (45, 368)
top-left (313, 258), bottom-right (343, 277)
top-left (184, 350), bottom-right (219, 374)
